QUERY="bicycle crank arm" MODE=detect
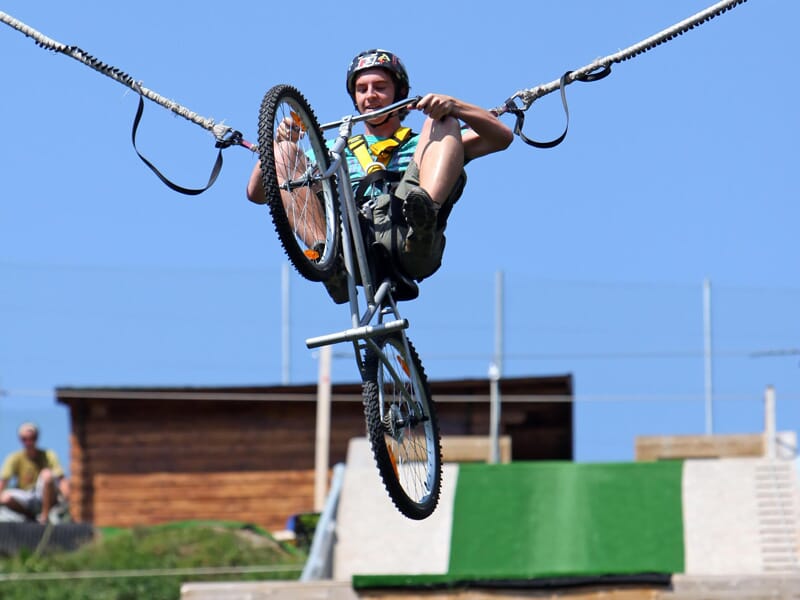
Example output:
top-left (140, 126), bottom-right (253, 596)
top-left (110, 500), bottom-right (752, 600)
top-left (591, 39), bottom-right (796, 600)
top-left (305, 319), bottom-right (409, 349)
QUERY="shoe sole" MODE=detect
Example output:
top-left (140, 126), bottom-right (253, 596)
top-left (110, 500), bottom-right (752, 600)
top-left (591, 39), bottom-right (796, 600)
top-left (403, 191), bottom-right (437, 241)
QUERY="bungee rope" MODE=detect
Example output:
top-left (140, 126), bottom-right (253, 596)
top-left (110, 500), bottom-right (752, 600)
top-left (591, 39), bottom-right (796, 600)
top-left (494, 0), bottom-right (749, 147)
top-left (0, 10), bottom-right (257, 195)
top-left (1, 0), bottom-right (749, 193)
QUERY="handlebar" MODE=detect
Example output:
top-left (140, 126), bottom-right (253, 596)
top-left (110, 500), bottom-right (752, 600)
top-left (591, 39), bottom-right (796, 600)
top-left (319, 95), bottom-right (422, 132)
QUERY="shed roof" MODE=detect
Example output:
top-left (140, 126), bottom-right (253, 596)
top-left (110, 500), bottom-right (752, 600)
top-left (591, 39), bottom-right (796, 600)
top-left (56, 374), bottom-right (573, 404)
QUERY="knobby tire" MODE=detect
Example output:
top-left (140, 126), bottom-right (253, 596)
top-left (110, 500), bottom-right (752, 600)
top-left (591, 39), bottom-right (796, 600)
top-left (258, 85), bottom-right (340, 281)
top-left (362, 334), bottom-right (442, 520)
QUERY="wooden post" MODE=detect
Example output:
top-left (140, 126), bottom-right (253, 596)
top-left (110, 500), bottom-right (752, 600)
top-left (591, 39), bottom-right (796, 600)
top-left (764, 385), bottom-right (776, 459)
top-left (314, 345), bottom-right (332, 511)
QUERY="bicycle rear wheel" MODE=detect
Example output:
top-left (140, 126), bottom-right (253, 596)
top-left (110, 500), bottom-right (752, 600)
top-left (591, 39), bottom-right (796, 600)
top-left (258, 84), bottom-right (340, 281)
top-left (362, 334), bottom-right (442, 519)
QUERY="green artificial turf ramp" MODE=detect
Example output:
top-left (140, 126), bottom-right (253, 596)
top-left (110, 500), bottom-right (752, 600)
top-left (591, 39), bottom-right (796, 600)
top-left (448, 461), bottom-right (684, 580)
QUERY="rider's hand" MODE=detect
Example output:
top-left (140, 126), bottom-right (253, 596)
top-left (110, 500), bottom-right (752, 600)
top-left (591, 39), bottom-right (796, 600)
top-left (414, 94), bottom-right (459, 121)
top-left (275, 117), bottom-right (304, 142)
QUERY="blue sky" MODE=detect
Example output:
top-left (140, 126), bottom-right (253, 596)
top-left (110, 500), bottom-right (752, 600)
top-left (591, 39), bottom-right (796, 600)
top-left (1, 1), bottom-right (797, 472)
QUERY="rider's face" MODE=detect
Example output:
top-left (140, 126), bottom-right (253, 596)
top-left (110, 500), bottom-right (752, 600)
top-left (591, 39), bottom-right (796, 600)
top-left (353, 69), bottom-right (396, 121)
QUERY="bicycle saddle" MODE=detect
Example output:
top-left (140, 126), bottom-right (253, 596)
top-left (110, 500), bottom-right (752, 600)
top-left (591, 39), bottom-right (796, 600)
top-left (370, 242), bottom-right (419, 302)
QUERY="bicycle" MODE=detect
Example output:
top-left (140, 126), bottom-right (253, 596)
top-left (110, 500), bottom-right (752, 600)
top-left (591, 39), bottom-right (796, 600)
top-left (256, 84), bottom-right (442, 520)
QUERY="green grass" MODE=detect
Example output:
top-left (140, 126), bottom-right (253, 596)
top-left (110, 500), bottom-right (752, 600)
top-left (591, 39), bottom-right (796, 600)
top-left (0, 521), bottom-right (307, 600)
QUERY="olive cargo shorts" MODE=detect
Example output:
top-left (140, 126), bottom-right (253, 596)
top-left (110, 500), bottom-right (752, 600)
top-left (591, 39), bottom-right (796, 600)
top-left (371, 160), bottom-right (467, 281)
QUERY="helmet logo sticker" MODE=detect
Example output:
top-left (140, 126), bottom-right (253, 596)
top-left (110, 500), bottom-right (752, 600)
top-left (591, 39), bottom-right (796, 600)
top-left (356, 52), bottom-right (392, 70)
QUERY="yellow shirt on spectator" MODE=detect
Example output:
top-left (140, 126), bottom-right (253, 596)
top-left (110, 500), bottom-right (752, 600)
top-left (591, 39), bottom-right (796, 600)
top-left (0, 450), bottom-right (63, 490)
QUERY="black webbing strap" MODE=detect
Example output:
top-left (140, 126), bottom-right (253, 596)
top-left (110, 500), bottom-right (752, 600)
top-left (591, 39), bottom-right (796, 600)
top-left (353, 169), bottom-right (403, 206)
top-left (130, 94), bottom-right (229, 195)
top-left (505, 65), bottom-right (611, 149)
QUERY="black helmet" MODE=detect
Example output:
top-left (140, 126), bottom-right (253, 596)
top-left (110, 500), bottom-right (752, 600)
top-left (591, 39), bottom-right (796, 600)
top-left (346, 49), bottom-right (410, 103)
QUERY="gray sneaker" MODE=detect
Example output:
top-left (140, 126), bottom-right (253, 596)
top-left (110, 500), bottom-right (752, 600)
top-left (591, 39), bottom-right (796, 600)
top-left (402, 187), bottom-right (438, 254)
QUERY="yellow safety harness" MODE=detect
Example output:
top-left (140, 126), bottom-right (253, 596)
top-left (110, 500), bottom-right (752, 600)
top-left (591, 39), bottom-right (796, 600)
top-left (347, 127), bottom-right (414, 175)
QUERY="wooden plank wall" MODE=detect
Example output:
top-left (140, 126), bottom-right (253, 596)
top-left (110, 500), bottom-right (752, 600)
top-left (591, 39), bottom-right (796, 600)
top-left (436, 401), bottom-right (572, 460)
top-left (67, 399), bottom-right (366, 532)
top-left (635, 433), bottom-right (765, 461)
top-left (93, 471), bottom-right (315, 532)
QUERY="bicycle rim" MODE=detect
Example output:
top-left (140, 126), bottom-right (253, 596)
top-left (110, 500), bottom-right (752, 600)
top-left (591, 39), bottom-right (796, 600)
top-left (257, 84), bottom-right (340, 281)
top-left (362, 334), bottom-right (441, 519)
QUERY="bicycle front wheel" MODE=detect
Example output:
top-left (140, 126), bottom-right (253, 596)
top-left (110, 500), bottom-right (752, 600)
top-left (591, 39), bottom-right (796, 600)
top-left (362, 334), bottom-right (442, 520)
top-left (258, 85), bottom-right (340, 281)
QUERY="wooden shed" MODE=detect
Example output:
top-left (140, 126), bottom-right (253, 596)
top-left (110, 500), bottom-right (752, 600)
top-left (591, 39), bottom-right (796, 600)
top-left (56, 374), bottom-right (572, 532)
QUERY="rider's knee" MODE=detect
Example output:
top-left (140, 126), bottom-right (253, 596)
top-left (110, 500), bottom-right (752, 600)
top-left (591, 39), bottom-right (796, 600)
top-left (422, 114), bottom-right (461, 139)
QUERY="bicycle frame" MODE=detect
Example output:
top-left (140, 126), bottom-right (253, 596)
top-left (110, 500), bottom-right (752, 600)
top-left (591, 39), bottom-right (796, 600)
top-left (305, 96), bottom-right (423, 399)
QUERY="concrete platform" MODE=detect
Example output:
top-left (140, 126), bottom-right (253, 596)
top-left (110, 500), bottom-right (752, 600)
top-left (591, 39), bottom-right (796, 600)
top-left (181, 576), bottom-right (800, 599)
top-left (181, 580), bottom-right (358, 599)
top-left (333, 438), bottom-right (458, 580)
top-left (683, 458), bottom-right (800, 575)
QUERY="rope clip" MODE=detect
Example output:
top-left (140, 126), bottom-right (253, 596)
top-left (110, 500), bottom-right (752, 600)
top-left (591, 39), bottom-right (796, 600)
top-left (503, 95), bottom-right (528, 117)
top-left (214, 126), bottom-right (244, 149)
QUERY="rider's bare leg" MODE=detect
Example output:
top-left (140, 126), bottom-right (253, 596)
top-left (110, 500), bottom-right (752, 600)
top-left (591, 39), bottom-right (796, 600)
top-left (413, 116), bottom-right (464, 206)
top-left (401, 116), bottom-right (464, 250)
top-left (246, 142), bottom-right (327, 249)
top-left (273, 140), bottom-right (328, 249)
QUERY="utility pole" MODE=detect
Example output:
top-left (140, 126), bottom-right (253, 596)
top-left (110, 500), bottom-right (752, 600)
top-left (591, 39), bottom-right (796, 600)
top-left (489, 271), bottom-right (504, 464)
top-left (703, 277), bottom-right (714, 435)
top-left (282, 263), bottom-right (290, 385)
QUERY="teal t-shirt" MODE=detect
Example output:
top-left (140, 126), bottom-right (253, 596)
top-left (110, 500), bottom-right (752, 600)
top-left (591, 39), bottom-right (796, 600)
top-left (343, 133), bottom-right (419, 183)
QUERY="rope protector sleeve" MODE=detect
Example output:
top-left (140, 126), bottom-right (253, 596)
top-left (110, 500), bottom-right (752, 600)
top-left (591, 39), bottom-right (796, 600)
top-left (131, 94), bottom-right (224, 196)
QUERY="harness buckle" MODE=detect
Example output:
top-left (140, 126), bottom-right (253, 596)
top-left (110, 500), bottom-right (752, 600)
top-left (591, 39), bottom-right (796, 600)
top-left (365, 161), bottom-right (385, 175)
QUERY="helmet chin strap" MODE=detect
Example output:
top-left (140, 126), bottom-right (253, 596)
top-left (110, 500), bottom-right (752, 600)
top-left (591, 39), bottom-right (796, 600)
top-left (365, 112), bottom-right (393, 127)
top-left (352, 85), bottom-right (408, 129)
top-left (352, 100), bottom-right (394, 129)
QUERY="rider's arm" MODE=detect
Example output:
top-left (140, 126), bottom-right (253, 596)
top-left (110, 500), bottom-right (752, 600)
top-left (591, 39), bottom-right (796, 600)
top-left (246, 117), bottom-right (301, 204)
top-left (414, 94), bottom-right (513, 161)
top-left (246, 161), bottom-right (266, 204)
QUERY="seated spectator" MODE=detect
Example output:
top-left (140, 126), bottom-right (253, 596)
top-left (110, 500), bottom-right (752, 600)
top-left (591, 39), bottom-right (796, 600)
top-left (0, 423), bottom-right (66, 524)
